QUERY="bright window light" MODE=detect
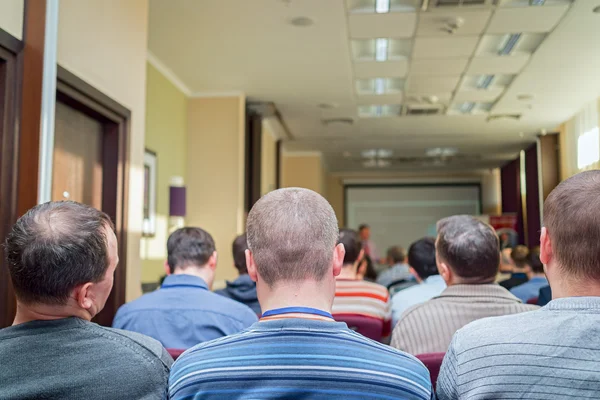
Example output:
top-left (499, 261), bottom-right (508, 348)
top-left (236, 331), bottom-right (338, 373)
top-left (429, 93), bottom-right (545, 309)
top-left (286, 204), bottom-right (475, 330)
top-left (577, 127), bottom-right (600, 169)
top-left (375, 0), bottom-right (390, 13)
top-left (375, 38), bottom-right (388, 62)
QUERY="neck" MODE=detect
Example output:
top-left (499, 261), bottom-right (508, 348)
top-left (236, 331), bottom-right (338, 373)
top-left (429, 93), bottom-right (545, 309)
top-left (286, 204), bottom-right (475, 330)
top-left (172, 265), bottom-right (214, 289)
top-left (336, 265), bottom-right (357, 280)
top-left (13, 300), bottom-right (91, 326)
top-left (549, 274), bottom-right (600, 299)
top-left (258, 280), bottom-right (334, 314)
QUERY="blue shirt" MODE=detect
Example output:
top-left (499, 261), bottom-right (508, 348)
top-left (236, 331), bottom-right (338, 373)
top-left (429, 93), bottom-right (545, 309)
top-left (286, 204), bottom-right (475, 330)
top-left (113, 274), bottom-right (258, 349)
top-left (169, 317), bottom-right (433, 400)
top-left (376, 263), bottom-right (413, 288)
top-left (510, 276), bottom-right (548, 303)
top-left (391, 275), bottom-right (447, 327)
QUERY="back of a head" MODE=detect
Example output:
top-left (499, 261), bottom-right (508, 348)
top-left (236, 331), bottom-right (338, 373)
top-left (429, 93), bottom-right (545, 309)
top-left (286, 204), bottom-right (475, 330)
top-left (338, 229), bottom-right (362, 266)
top-left (436, 215), bottom-right (499, 282)
top-left (246, 188), bottom-right (339, 286)
top-left (529, 248), bottom-right (544, 274)
top-left (232, 233), bottom-right (249, 274)
top-left (511, 245), bottom-right (530, 269)
top-left (408, 237), bottom-right (437, 279)
top-left (4, 201), bottom-right (114, 305)
top-left (386, 246), bottom-right (406, 264)
top-left (167, 227), bottom-right (215, 273)
top-left (544, 170), bottom-right (600, 281)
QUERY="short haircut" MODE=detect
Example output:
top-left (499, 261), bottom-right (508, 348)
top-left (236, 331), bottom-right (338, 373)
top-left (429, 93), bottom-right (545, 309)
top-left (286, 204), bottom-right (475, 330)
top-left (338, 229), bottom-right (362, 265)
top-left (544, 170), bottom-right (600, 280)
top-left (529, 248), bottom-right (544, 274)
top-left (511, 245), bottom-right (530, 269)
top-left (386, 246), bottom-right (406, 264)
top-left (436, 215), bottom-right (500, 281)
top-left (4, 201), bottom-right (114, 305)
top-left (358, 224), bottom-right (369, 232)
top-left (246, 188), bottom-right (339, 286)
top-left (232, 233), bottom-right (249, 274)
top-left (167, 227), bottom-right (215, 273)
top-left (408, 237), bottom-right (437, 280)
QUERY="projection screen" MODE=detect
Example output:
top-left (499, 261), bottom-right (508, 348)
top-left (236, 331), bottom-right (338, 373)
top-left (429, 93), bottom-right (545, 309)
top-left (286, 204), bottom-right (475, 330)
top-left (345, 185), bottom-right (481, 259)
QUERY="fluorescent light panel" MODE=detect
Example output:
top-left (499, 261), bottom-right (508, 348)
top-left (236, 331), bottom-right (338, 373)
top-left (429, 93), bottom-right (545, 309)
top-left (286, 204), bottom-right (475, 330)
top-left (375, 0), bottom-right (390, 13)
top-left (375, 38), bottom-right (388, 61)
top-left (498, 33), bottom-right (522, 55)
top-left (374, 78), bottom-right (386, 94)
top-left (477, 75), bottom-right (495, 89)
top-left (460, 102), bottom-right (476, 113)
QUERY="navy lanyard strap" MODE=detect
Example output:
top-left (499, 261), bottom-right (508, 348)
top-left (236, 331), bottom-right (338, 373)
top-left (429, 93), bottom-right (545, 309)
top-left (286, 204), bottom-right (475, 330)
top-left (261, 306), bottom-right (333, 319)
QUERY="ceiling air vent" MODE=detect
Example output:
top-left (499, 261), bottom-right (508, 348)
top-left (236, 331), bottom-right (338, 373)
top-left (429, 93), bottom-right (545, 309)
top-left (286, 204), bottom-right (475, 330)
top-left (406, 104), bottom-right (445, 116)
top-left (432, 0), bottom-right (496, 7)
top-left (322, 117), bottom-right (355, 126)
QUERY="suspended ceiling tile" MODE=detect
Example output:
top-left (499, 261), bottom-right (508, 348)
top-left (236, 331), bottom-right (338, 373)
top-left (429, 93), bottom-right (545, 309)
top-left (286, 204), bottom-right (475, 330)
top-left (407, 75), bottom-right (461, 93)
top-left (413, 36), bottom-right (479, 59)
top-left (486, 5), bottom-right (570, 34)
top-left (417, 10), bottom-right (492, 37)
top-left (410, 58), bottom-right (470, 76)
top-left (348, 12), bottom-right (417, 38)
top-left (468, 55), bottom-right (530, 74)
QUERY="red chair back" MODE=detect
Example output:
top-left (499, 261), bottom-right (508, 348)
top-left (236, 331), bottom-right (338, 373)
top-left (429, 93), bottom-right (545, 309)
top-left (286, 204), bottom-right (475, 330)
top-left (416, 352), bottom-right (446, 389)
top-left (166, 348), bottom-right (186, 360)
top-left (526, 297), bottom-right (538, 305)
top-left (334, 314), bottom-right (383, 342)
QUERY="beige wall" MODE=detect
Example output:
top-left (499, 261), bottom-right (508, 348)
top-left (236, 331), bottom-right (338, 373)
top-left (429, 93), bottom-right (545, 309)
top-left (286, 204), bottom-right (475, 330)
top-left (281, 153), bottom-right (325, 195)
top-left (140, 62), bottom-right (188, 284)
top-left (260, 120), bottom-right (278, 196)
top-left (0, 0), bottom-right (23, 40)
top-left (187, 96), bottom-right (246, 287)
top-left (326, 174), bottom-right (345, 226)
top-left (57, 0), bottom-right (149, 301)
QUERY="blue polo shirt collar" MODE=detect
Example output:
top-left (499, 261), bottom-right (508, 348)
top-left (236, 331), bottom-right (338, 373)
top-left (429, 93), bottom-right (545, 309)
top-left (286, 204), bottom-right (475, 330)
top-left (161, 274), bottom-right (209, 290)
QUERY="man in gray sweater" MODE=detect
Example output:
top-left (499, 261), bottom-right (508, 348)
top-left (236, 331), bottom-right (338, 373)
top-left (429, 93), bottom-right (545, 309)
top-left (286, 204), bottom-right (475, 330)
top-left (0, 201), bottom-right (172, 399)
top-left (438, 170), bottom-right (600, 399)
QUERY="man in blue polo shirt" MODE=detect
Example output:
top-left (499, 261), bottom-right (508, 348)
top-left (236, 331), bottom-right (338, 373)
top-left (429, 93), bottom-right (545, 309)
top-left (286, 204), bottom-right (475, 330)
top-left (113, 227), bottom-right (257, 349)
top-left (169, 188), bottom-right (433, 400)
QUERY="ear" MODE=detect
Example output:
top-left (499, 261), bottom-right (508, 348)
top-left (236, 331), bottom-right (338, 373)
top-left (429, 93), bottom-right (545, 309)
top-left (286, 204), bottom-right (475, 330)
top-left (75, 282), bottom-right (94, 311)
top-left (164, 260), bottom-right (171, 275)
top-left (409, 266), bottom-right (421, 282)
top-left (207, 251), bottom-right (218, 271)
top-left (438, 262), bottom-right (452, 284)
top-left (246, 249), bottom-right (258, 282)
top-left (540, 227), bottom-right (553, 266)
top-left (332, 243), bottom-right (345, 277)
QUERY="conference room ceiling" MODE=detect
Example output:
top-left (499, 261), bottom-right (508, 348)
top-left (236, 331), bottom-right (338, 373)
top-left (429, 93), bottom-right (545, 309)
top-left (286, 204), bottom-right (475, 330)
top-left (148, 0), bottom-right (600, 173)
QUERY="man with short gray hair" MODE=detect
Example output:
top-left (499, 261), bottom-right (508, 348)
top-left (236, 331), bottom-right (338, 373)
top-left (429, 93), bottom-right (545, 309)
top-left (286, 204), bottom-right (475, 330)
top-left (169, 188), bottom-right (433, 400)
top-left (391, 215), bottom-right (537, 355)
top-left (437, 170), bottom-right (600, 399)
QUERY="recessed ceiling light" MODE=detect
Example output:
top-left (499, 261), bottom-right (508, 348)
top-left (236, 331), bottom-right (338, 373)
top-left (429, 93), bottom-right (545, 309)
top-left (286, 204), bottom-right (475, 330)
top-left (594, 5), bottom-right (600, 13)
top-left (517, 94), bottom-right (534, 101)
top-left (290, 16), bottom-right (314, 27)
top-left (375, 38), bottom-right (388, 62)
top-left (426, 147), bottom-right (458, 157)
top-left (317, 103), bottom-right (337, 109)
top-left (375, 0), bottom-right (390, 13)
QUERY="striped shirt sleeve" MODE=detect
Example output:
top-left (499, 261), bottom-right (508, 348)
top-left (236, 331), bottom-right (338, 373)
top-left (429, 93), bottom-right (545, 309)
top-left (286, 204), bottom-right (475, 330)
top-left (436, 335), bottom-right (459, 400)
top-left (382, 293), bottom-right (392, 337)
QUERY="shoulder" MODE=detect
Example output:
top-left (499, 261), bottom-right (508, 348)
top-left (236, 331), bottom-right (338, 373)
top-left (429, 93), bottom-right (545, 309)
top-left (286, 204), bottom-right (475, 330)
top-left (115, 291), bottom-right (159, 314)
top-left (208, 292), bottom-right (259, 320)
top-left (452, 307), bottom-right (542, 349)
top-left (87, 324), bottom-right (172, 366)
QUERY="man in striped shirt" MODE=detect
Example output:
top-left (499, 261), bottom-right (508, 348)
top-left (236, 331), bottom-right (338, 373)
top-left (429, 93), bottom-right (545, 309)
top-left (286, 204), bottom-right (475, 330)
top-left (391, 215), bottom-right (537, 355)
top-left (332, 228), bottom-right (392, 342)
top-left (437, 170), bottom-right (600, 399)
top-left (169, 188), bottom-right (433, 400)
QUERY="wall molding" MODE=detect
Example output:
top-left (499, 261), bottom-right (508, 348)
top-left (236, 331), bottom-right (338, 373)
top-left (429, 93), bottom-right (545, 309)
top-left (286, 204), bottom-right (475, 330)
top-left (146, 51), bottom-right (192, 97)
top-left (190, 90), bottom-right (245, 98)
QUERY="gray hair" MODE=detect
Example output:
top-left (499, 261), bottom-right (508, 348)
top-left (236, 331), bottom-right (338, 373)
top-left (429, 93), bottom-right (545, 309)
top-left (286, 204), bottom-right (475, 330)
top-left (436, 215), bottom-right (499, 281)
top-left (246, 188), bottom-right (339, 286)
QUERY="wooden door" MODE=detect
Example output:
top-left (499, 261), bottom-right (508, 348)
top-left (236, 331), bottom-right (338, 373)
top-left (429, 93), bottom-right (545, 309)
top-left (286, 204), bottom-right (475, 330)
top-left (52, 101), bottom-right (104, 208)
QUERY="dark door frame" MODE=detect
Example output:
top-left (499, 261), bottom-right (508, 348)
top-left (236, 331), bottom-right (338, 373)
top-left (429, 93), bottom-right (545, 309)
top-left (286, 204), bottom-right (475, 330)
top-left (56, 65), bottom-right (131, 326)
top-left (0, 28), bottom-right (23, 328)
